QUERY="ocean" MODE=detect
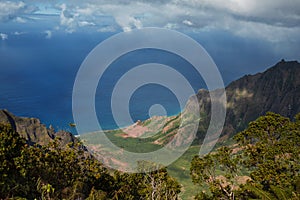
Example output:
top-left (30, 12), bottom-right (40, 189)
top-left (0, 32), bottom-right (210, 134)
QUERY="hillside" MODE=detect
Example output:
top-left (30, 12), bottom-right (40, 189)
top-left (207, 59), bottom-right (300, 138)
top-left (116, 60), bottom-right (300, 146)
top-left (0, 60), bottom-right (299, 199)
top-left (0, 109), bottom-right (77, 146)
top-left (159, 60), bottom-right (300, 143)
top-left (1, 60), bottom-right (298, 149)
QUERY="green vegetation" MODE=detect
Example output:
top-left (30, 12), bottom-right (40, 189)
top-left (0, 124), bottom-right (180, 199)
top-left (105, 130), bottom-right (162, 153)
top-left (1, 112), bottom-right (299, 199)
top-left (191, 112), bottom-right (300, 199)
top-left (168, 145), bottom-right (201, 199)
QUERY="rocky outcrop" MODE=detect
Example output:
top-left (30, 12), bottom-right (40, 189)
top-left (1, 60), bottom-right (299, 147)
top-left (195, 60), bottom-right (300, 138)
top-left (115, 60), bottom-right (300, 145)
top-left (0, 109), bottom-right (76, 146)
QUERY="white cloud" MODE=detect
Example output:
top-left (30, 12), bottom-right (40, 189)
top-left (0, 1), bottom-right (25, 21)
top-left (114, 15), bottom-right (143, 32)
top-left (13, 31), bottom-right (26, 35)
top-left (60, 0), bottom-right (299, 38)
top-left (183, 20), bottom-right (193, 26)
top-left (98, 26), bottom-right (116, 32)
top-left (75, 4), bottom-right (97, 16)
top-left (44, 30), bottom-right (52, 39)
top-left (232, 20), bottom-right (300, 42)
top-left (0, 33), bottom-right (8, 41)
top-left (78, 21), bottom-right (95, 27)
top-left (58, 4), bottom-right (99, 32)
top-left (177, 0), bottom-right (300, 28)
top-left (0, 1), bottom-right (37, 22)
top-left (14, 16), bottom-right (26, 23)
top-left (2, 0), bottom-right (299, 42)
top-left (164, 23), bottom-right (178, 29)
top-left (88, 3), bottom-right (147, 32)
top-left (59, 4), bottom-right (76, 33)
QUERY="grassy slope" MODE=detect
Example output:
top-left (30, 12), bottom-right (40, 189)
top-left (168, 138), bottom-right (237, 199)
top-left (81, 127), bottom-right (240, 200)
top-left (168, 145), bottom-right (201, 200)
top-left (108, 130), bottom-right (201, 199)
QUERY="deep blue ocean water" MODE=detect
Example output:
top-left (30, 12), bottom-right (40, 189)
top-left (0, 32), bottom-right (216, 134)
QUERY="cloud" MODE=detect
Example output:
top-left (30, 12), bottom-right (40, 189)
top-left (0, 1), bottom-right (26, 21)
top-left (78, 21), bottom-right (95, 27)
top-left (75, 4), bottom-right (96, 16)
top-left (13, 31), bottom-right (26, 35)
top-left (55, 2), bottom-right (146, 32)
top-left (0, 33), bottom-right (8, 41)
top-left (1, 0), bottom-right (300, 42)
top-left (183, 20), bottom-right (193, 26)
top-left (114, 15), bottom-right (143, 32)
top-left (0, 1), bottom-right (37, 22)
top-left (98, 26), bottom-right (116, 32)
top-left (51, 0), bottom-right (299, 38)
top-left (164, 23), bottom-right (178, 29)
top-left (15, 16), bottom-right (27, 23)
top-left (44, 30), bottom-right (52, 39)
top-left (58, 4), bottom-right (99, 32)
top-left (59, 4), bottom-right (76, 33)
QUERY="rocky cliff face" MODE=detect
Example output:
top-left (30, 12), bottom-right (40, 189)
top-left (116, 60), bottom-right (300, 146)
top-left (1, 60), bottom-right (299, 147)
top-left (0, 109), bottom-right (76, 146)
top-left (195, 60), bottom-right (300, 138)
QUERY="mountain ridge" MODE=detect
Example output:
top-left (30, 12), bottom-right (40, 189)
top-left (87, 59), bottom-right (300, 147)
top-left (197, 59), bottom-right (300, 139)
top-left (0, 109), bottom-right (76, 146)
top-left (0, 60), bottom-right (299, 147)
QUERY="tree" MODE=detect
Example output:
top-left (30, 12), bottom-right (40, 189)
top-left (191, 112), bottom-right (300, 199)
top-left (190, 147), bottom-right (240, 200)
top-left (234, 112), bottom-right (300, 198)
top-left (111, 161), bottom-right (181, 200)
top-left (0, 122), bottom-right (181, 199)
top-left (0, 124), bottom-right (27, 198)
top-left (15, 139), bottom-right (115, 199)
top-left (0, 123), bottom-right (115, 199)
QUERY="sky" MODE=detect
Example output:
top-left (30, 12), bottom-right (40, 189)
top-left (0, 0), bottom-right (299, 131)
top-left (0, 0), bottom-right (300, 76)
